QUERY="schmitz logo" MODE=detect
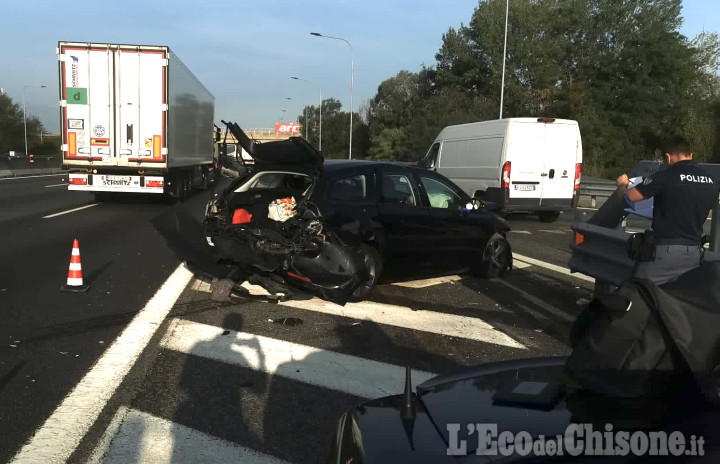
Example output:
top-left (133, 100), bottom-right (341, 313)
top-left (275, 123), bottom-right (302, 135)
top-left (70, 55), bottom-right (79, 87)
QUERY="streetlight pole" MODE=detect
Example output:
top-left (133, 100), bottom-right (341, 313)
top-left (23, 85), bottom-right (47, 157)
top-left (499, 0), bottom-right (509, 120)
top-left (287, 97), bottom-right (309, 140)
top-left (291, 77), bottom-right (322, 152)
top-left (311, 32), bottom-right (354, 159)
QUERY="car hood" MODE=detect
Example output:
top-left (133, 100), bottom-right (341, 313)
top-left (224, 121), bottom-right (323, 178)
top-left (329, 357), bottom-right (720, 462)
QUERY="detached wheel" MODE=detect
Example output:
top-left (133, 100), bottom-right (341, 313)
top-left (472, 233), bottom-right (512, 278)
top-left (351, 245), bottom-right (383, 300)
top-left (538, 211), bottom-right (560, 223)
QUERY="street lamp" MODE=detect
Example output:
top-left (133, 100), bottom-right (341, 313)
top-left (287, 97), bottom-right (309, 140)
top-left (291, 76), bottom-right (322, 151)
top-left (499, 0), bottom-right (509, 119)
top-left (23, 85), bottom-right (47, 157)
top-left (311, 32), bottom-right (354, 159)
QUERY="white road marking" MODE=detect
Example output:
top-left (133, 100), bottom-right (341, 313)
top-left (190, 279), bottom-right (525, 348)
top-left (512, 253), bottom-right (594, 283)
top-left (44, 183), bottom-right (67, 188)
top-left (494, 280), bottom-right (575, 323)
top-left (10, 264), bottom-right (194, 464)
top-left (94, 408), bottom-right (289, 464)
top-left (42, 203), bottom-right (99, 218)
top-left (276, 292), bottom-right (526, 349)
top-left (0, 173), bottom-right (65, 181)
top-left (161, 319), bottom-right (437, 399)
top-left (392, 274), bottom-right (463, 288)
top-left (509, 230), bottom-right (532, 234)
top-left (513, 260), bottom-right (532, 269)
top-left (538, 229), bottom-right (566, 234)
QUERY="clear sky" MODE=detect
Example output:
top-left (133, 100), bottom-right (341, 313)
top-left (0, 0), bottom-right (716, 134)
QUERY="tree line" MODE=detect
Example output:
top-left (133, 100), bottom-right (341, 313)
top-left (296, 0), bottom-right (720, 178)
top-left (0, 93), bottom-right (57, 156)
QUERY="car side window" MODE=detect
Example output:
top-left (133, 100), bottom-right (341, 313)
top-left (380, 173), bottom-right (418, 206)
top-left (418, 176), bottom-right (463, 209)
top-left (328, 174), bottom-right (367, 201)
top-left (419, 143), bottom-right (440, 169)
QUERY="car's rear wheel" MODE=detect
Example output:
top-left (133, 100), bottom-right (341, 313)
top-left (472, 233), bottom-right (512, 278)
top-left (350, 245), bottom-right (383, 300)
top-left (538, 210), bottom-right (560, 223)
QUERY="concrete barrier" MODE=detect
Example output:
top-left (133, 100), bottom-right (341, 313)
top-left (0, 157), bottom-right (64, 179)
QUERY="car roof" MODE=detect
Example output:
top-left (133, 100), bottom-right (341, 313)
top-left (322, 159), bottom-right (426, 173)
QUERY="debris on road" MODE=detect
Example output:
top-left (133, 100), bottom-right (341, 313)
top-left (271, 317), bottom-right (304, 327)
top-left (210, 278), bottom-right (235, 302)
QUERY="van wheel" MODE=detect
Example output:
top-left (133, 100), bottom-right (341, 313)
top-left (471, 233), bottom-right (512, 278)
top-left (350, 245), bottom-right (383, 301)
top-left (538, 211), bottom-right (560, 223)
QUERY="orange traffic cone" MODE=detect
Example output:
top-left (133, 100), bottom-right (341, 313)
top-left (61, 239), bottom-right (90, 292)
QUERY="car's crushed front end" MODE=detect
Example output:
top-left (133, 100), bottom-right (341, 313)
top-left (203, 122), bottom-right (371, 304)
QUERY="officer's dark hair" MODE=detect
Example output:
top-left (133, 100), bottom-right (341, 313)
top-left (661, 135), bottom-right (692, 156)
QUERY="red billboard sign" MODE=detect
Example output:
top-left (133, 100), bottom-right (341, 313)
top-left (275, 123), bottom-right (302, 135)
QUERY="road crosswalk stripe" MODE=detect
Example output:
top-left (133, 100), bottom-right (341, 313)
top-left (161, 319), bottom-right (437, 399)
top-left (190, 279), bottom-right (527, 349)
top-left (94, 408), bottom-right (289, 464)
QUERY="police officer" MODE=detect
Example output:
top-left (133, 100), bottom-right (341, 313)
top-left (617, 135), bottom-right (720, 285)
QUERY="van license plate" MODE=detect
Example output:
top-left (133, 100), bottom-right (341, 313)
top-left (514, 185), bottom-right (536, 191)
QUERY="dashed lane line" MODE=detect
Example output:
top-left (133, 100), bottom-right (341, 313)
top-left (0, 173), bottom-right (65, 181)
top-left (42, 203), bottom-right (99, 218)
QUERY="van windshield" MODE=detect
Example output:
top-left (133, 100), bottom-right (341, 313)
top-left (419, 143), bottom-right (440, 169)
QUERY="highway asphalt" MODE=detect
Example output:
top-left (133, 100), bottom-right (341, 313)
top-left (1, 177), bottom-right (668, 463)
top-left (0, 175), bottom-right (209, 463)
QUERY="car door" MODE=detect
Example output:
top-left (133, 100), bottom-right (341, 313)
top-left (376, 168), bottom-right (432, 265)
top-left (414, 172), bottom-right (480, 264)
top-left (318, 168), bottom-right (379, 246)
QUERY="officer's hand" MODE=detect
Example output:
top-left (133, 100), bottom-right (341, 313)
top-left (617, 174), bottom-right (630, 189)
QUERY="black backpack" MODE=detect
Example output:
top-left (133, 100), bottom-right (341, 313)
top-left (565, 261), bottom-right (720, 402)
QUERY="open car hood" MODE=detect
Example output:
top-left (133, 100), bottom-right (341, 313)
top-left (224, 121), bottom-right (324, 178)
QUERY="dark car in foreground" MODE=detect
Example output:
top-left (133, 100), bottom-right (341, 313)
top-left (327, 177), bottom-right (720, 463)
top-left (203, 122), bottom-right (513, 303)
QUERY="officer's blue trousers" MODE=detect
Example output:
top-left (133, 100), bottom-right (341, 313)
top-left (634, 245), bottom-right (703, 285)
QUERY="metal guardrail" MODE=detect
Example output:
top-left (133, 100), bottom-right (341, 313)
top-left (578, 178), bottom-right (617, 208)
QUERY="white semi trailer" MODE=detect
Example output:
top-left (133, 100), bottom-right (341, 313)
top-left (57, 41), bottom-right (217, 199)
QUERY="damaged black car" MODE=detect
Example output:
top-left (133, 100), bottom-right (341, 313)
top-left (203, 121), bottom-right (513, 304)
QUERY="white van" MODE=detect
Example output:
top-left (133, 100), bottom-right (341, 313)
top-left (418, 118), bottom-right (582, 222)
